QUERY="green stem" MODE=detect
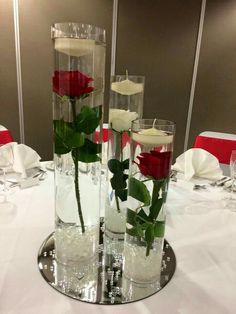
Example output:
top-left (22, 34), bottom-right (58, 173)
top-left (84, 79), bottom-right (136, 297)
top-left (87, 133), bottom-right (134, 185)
top-left (115, 193), bottom-right (121, 213)
top-left (71, 98), bottom-right (85, 233)
top-left (114, 131), bottom-right (123, 213)
top-left (71, 99), bottom-right (77, 128)
top-left (74, 149), bottom-right (85, 233)
top-left (145, 182), bottom-right (161, 256)
top-left (120, 132), bottom-right (123, 162)
top-left (146, 243), bottom-right (151, 257)
top-left (152, 181), bottom-right (161, 206)
top-left (135, 214), bottom-right (149, 224)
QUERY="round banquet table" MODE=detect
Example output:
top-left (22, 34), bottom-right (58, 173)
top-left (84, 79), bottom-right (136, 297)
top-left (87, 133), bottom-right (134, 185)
top-left (0, 163), bottom-right (236, 314)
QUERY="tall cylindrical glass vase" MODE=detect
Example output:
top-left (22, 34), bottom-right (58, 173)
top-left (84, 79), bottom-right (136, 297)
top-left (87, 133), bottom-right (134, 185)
top-left (51, 23), bottom-right (106, 266)
top-left (105, 75), bottom-right (145, 239)
top-left (123, 119), bottom-right (175, 284)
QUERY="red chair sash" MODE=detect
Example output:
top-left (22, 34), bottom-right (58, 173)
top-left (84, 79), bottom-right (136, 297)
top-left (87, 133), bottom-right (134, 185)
top-left (194, 135), bottom-right (236, 164)
top-left (0, 130), bottom-right (14, 145)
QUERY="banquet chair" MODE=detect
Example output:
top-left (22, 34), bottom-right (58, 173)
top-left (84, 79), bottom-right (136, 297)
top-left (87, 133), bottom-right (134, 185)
top-left (0, 125), bottom-right (14, 145)
top-left (193, 131), bottom-right (236, 164)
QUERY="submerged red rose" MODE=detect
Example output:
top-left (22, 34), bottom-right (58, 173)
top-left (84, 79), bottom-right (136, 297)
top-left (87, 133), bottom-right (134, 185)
top-left (52, 70), bottom-right (94, 97)
top-left (136, 151), bottom-right (172, 180)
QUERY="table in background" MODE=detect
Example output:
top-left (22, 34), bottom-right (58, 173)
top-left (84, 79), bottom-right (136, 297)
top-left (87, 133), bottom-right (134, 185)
top-left (0, 164), bottom-right (236, 314)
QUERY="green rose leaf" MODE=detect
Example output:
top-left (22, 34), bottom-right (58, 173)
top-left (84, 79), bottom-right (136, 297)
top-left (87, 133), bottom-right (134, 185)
top-left (65, 131), bottom-right (85, 149)
top-left (151, 180), bottom-right (163, 204)
top-left (54, 119), bottom-right (73, 139)
top-left (108, 158), bottom-right (129, 204)
top-left (127, 208), bottom-right (151, 227)
top-left (149, 198), bottom-right (163, 221)
top-left (126, 208), bottom-right (136, 226)
top-left (137, 208), bottom-right (151, 223)
top-left (110, 172), bottom-right (127, 190)
top-left (129, 177), bottom-right (151, 206)
top-left (122, 158), bottom-right (130, 170)
top-left (136, 224), bottom-right (144, 237)
top-left (73, 139), bottom-right (101, 163)
top-left (115, 189), bottom-right (127, 202)
top-left (123, 174), bottom-right (129, 181)
top-left (77, 152), bottom-right (100, 163)
top-left (76, 105), bottom-right (102, 134)
top-left (145, 225), bottom-right (155, 256)
top-left (81, 139), bottom-right (102, 154)
top-left (108, 159), bottom-right (122, 173)
top-left (53, 120), bottom-right (72, 154)
top-left (54, 133), bottom-right (71, 155)
top-left (53, 119), bottom-right (85, 150)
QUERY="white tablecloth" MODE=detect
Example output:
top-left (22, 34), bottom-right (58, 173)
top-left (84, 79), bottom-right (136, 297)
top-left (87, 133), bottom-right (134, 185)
top-left (0, 165), bottom-right (236, 314)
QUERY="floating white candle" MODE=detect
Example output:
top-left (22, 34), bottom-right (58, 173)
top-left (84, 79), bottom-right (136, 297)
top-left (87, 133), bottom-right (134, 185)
top-left (54, 38), bottom-right (95, 57)
top-left (132, 128), bottom-right (173, 146)
top-left (111, 79), bottom-right (143, 96)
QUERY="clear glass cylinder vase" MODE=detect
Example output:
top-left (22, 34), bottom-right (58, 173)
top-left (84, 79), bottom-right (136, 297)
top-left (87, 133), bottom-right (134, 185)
top-left (123, 119), bottom-right (175, 284)
top-left (51, 23), bottom-right (106, 266)
top-left (105, 75), bottom-right (145, 239)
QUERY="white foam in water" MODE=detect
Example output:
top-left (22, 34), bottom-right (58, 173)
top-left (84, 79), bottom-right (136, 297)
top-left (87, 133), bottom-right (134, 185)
top-left (123, 239), bottom-right (163, 284)
top-left (55, 224), bottom-right (99, 266)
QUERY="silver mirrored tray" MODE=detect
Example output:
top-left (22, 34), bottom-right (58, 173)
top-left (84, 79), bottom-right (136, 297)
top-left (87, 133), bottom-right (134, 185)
top-left (38, 222), bottom-right (176, 305)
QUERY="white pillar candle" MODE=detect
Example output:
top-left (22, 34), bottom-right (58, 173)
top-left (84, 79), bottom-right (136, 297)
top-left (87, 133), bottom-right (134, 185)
top-left (111, 79), bottom-right (143, 96)
top-left (132, 128), bottom-right (173, 146)
top-left (55, 38), bottom-right (95, 57)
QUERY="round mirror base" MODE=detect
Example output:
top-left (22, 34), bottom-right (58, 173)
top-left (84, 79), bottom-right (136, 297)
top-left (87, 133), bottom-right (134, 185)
top-left (38, 225), bottom-right (176, 305)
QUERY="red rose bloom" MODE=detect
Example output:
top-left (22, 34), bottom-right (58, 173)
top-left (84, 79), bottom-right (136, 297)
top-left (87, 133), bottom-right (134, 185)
top-left (52, 70), bottom-right (94, 97)
top-left (136, 151), bottom-right (172, 180)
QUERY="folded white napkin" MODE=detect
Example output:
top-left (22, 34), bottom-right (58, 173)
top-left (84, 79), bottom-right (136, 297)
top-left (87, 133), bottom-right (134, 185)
top-left (0, 125), bottom-right (7, 131)
top-left (172, 148), bottom-right (223, 181)
top-left (1, 142), bottom-right (41, 178)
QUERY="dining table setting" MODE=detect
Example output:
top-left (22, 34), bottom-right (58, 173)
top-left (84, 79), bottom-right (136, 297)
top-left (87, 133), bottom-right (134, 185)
top-left (0, 21), bottom-right (236, 314)
top-left (0, 141), bottom-right (236, 314)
